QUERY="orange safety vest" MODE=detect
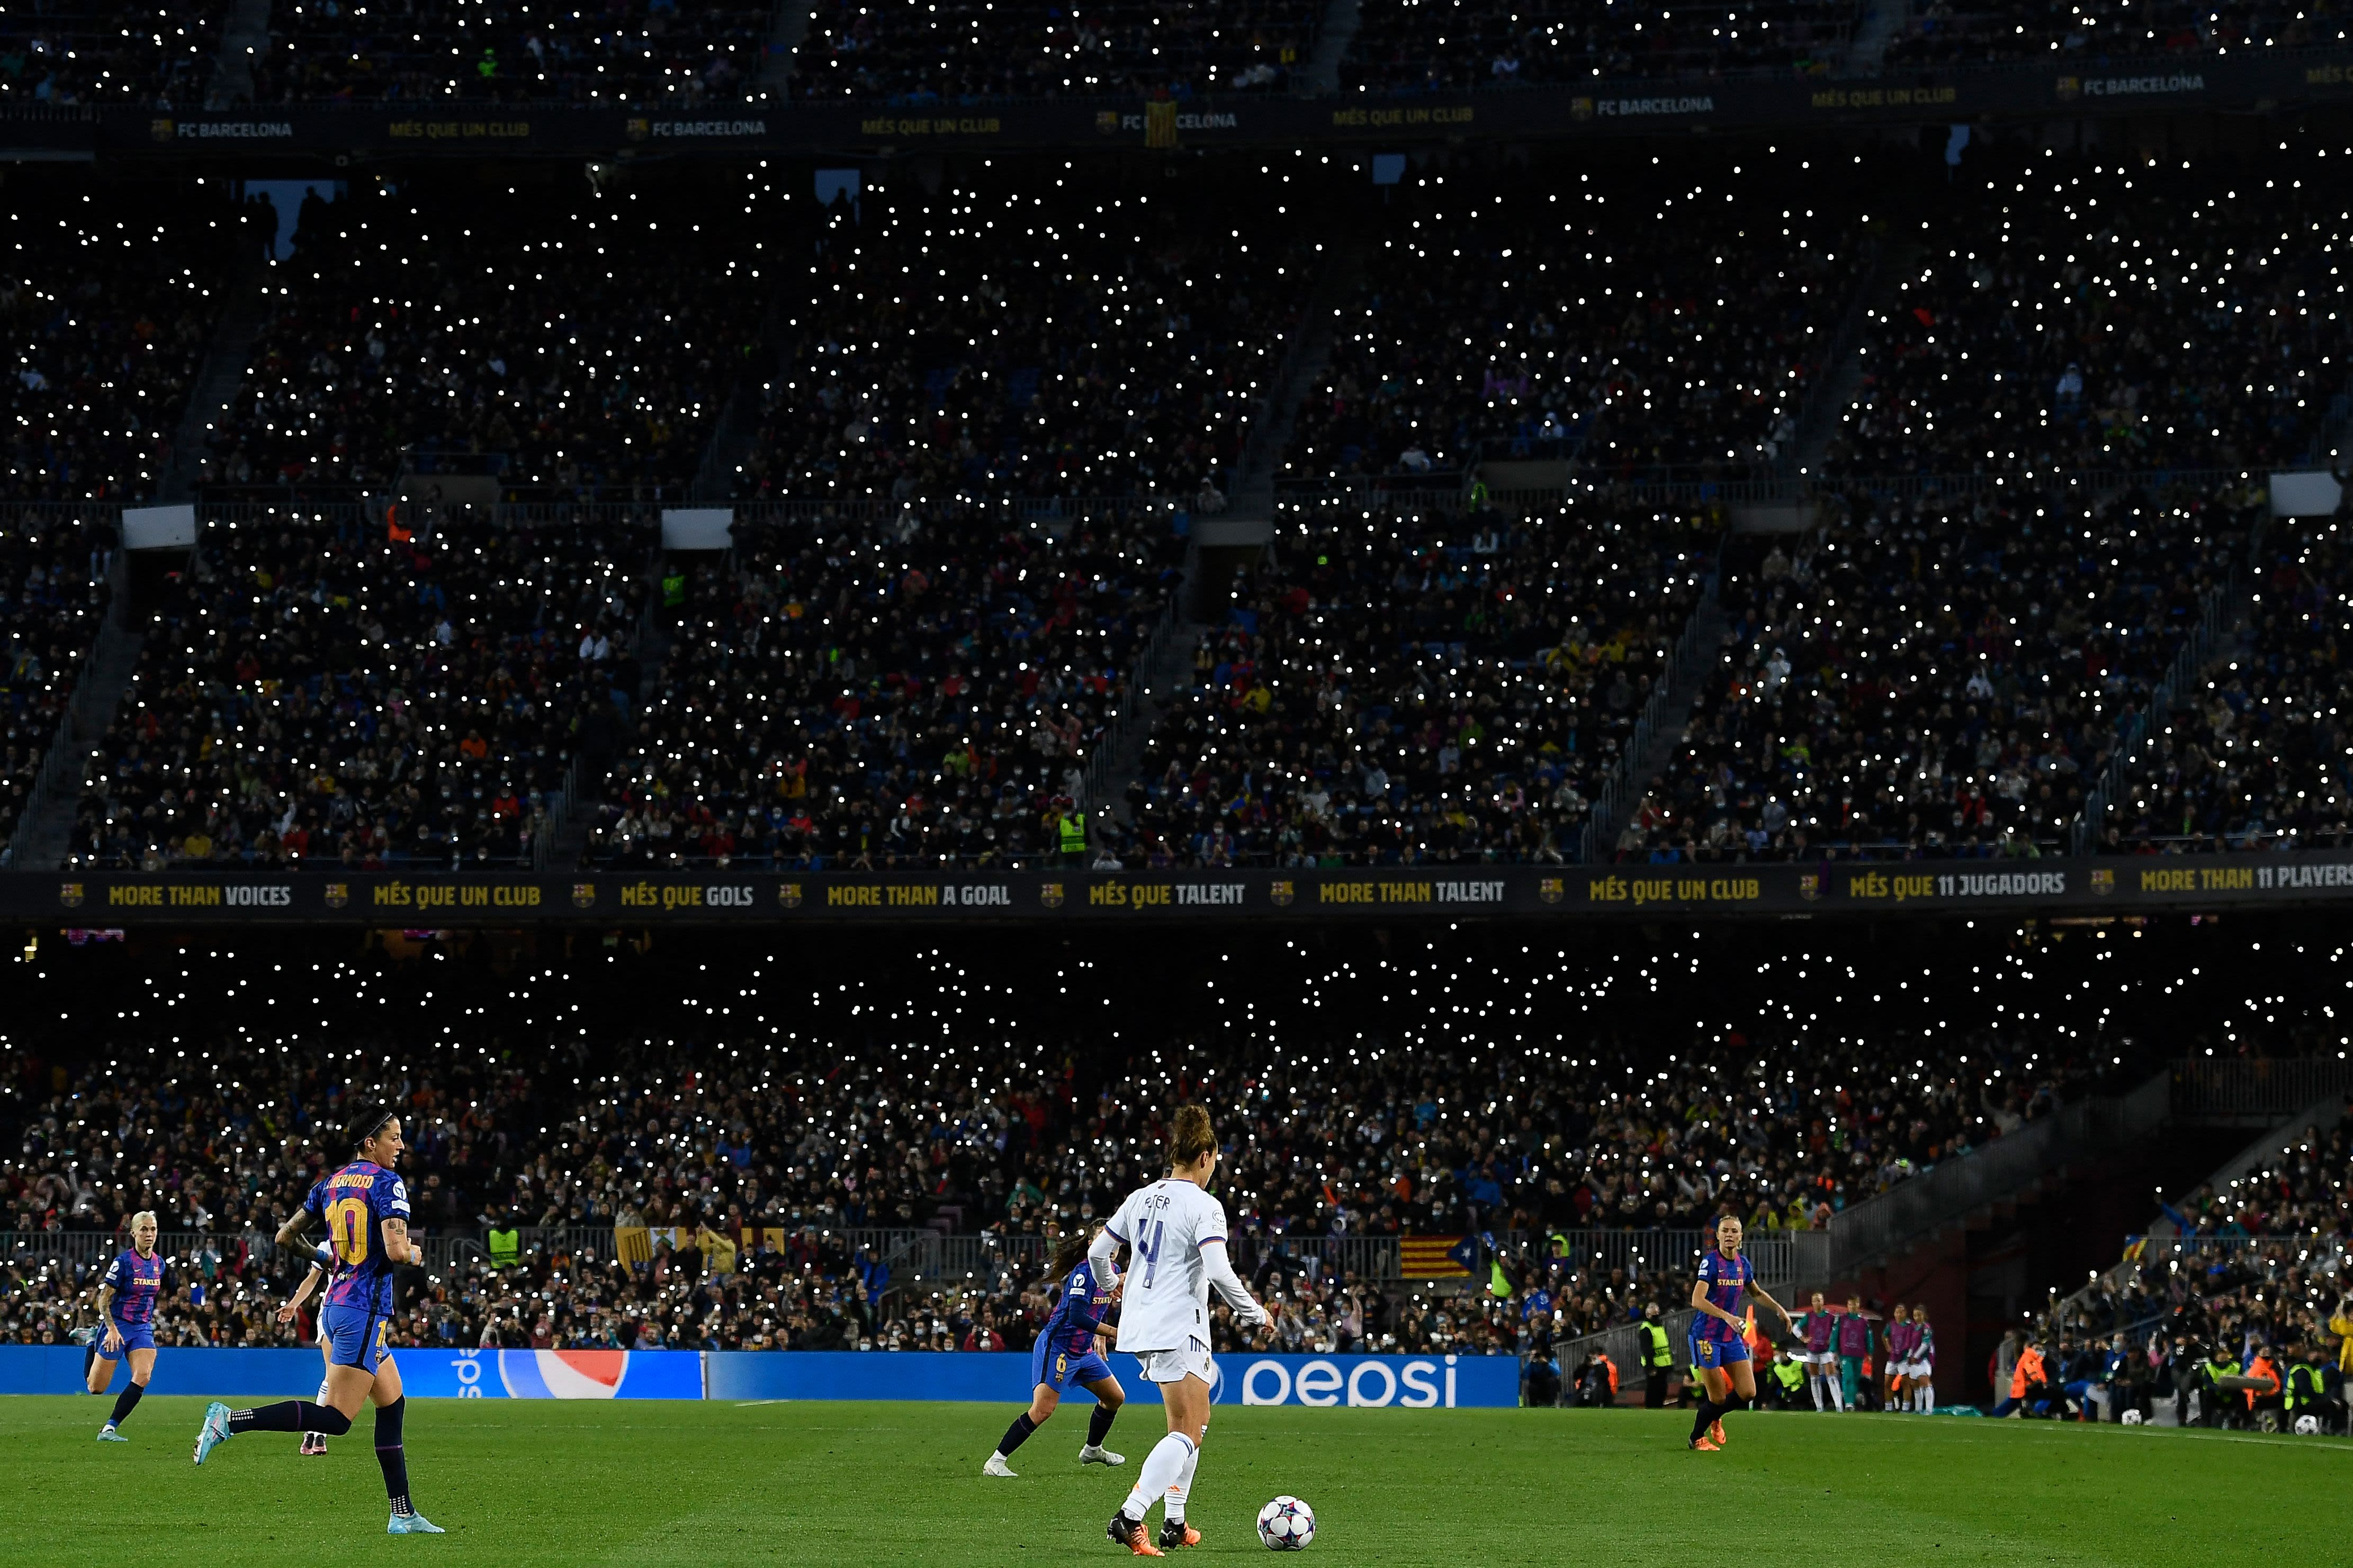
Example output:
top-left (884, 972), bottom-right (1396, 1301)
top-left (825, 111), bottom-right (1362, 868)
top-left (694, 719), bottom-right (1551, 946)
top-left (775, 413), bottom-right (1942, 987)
top-left (2244, 1355), bottom-right (2280, 1407)
top-left (2010, 1346), bottom-right (2046, 1398)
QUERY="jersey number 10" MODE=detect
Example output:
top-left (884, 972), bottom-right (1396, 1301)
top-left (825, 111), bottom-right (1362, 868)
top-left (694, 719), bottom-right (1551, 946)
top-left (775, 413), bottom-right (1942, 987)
top-left (329, 1196), bottom-right (373, 1265)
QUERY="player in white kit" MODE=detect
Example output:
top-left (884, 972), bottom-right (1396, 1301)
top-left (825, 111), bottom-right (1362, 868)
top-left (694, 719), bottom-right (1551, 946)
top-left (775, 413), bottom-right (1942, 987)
top-left (1088, 1104), bottom-right (1267, 1556)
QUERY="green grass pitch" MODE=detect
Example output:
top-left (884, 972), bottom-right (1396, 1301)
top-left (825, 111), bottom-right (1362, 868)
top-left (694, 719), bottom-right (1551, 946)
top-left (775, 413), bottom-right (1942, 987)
top-left (1, 1396), bottom-right (2341, 1567)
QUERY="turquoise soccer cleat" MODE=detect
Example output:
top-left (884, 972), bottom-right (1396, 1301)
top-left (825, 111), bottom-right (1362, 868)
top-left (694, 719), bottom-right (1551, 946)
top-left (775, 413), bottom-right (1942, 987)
top-left (96, 1426), bottom-right (128, 1443)
top-left (387, 1513), bottom-right (446, 1535)
top-left (192, 1401), bottom-right (232, 1465)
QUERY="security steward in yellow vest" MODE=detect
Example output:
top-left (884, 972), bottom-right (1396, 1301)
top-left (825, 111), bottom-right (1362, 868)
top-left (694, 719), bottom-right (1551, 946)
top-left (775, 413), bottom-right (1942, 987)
top-left (1639, 1302), bottom-right (1674, 1408)
top-left (1057, 806), bottom-right (1087, 864)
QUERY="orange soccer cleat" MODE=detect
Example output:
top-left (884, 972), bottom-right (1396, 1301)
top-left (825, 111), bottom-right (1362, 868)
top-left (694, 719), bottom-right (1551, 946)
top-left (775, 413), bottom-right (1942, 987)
top-left (1107, 1513), bottom-right (1165, 1557)
top-left (1710, 1419), bottom-right (1727, 1446)
top-left (1157, 1521), bottom-right (1201, 1550)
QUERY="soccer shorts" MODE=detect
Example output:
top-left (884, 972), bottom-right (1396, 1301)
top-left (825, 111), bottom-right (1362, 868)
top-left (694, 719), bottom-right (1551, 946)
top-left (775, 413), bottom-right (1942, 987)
top-left (1689, 1336), bottom-right (1749, 1369)
top-left (1032, 1339), bottom-right (1114, 1392)
top-left (321, 1302), bottom-right (389, 1373)
top-left (1134, 1341), bottom-right (1214, 1386)
top-left (1799, 1350), bottom-right (1837, 1368)
top-left (97, 1319), bottom-right (155, 1359)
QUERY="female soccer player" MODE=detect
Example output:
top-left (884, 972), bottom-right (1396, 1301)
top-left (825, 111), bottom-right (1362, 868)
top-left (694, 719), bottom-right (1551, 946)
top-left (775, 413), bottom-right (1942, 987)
top-left (1092, 1105), bottom-right (1269, 1556)
top-left (275, 1240), bottom-right (340, 1456)
top-left (1687, 1214), bottom-right (1794, 1452)
top-left (89, 1210), bottom-right (173, 1442)
top-left (1794, 1290), bottom-right (1841, 1411)
top-left (193, 1105), bottom-right (443, 1534)
top-left (982, 1229), bottom-right (1127, 1477)
top-left (1904, 1310), bottom-right (1938, 1412)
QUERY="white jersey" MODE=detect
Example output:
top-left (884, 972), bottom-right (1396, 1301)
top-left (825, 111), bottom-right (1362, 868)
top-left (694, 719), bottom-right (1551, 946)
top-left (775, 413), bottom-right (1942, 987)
top-left (1106, 1177), bottom-right (1232, 1353)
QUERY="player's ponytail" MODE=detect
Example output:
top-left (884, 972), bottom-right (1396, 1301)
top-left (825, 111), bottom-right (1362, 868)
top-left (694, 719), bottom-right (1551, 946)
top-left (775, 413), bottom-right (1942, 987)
top-left (1048, 1230), bottom-right (1091, 1278)
top-left (1167, 1103), bottom-right (1216, 1171)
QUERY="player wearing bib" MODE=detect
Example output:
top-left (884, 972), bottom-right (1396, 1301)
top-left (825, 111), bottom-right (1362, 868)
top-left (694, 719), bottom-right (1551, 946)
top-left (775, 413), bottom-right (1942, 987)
top-left (1885, 1305), bottom-right (1916, 1408)
top-left (91, 1210), bottom-right (174, 1442)
top-left (1794, 1292), bottom-right (1842, 1411)
top-left (1090, 1105), bottom-right (1268, 1556)
top-left (1687, 1216), bottom-right (1794, 1452)
top-left (193, 1106), bottom-right (443, 1535)
top-left (983, 1230), bottom-right (1128, 1477)
top-left (1904, 1313), bottom-right (1938, 1412)
top-left (276, 1242), bottom-right (340, 1456)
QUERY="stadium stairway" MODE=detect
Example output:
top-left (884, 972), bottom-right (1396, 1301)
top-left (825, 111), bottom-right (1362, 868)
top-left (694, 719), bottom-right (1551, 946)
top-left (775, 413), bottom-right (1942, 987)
top-left (1579, 590), bottom-right (1726, 858)
top-left (1221, 229), bottom-right (1366, 529)
top-left (6, 606), bottom-right (145, 871)
top-left (1789, 238), bottom-right (1917, 481)
top-left (208, 0), bottom-right (272, 107)
top-left (1301, 0), bottom-right (1363, 95)
top-left (758, 2), bottom-right (816, 97)
top-left (158, 258), bottom-right (271, 504)
top-left (693, 292), bottom-right (796, 503)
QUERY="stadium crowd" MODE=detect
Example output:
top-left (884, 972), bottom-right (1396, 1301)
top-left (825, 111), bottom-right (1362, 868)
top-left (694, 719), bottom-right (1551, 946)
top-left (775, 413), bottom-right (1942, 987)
top-left (733, 168), bottom-right (1298, 508)
top-left (1340, 0), bottom-right (1855, 91)
top-left (793, 0), bottom-right (1320, 100)
top-left (0, 923), bottom-right (2216, 1355)
top-left (2, 177), bottom-right (244, 503)
top-left (247, 0), bottom-right (772, 105)
top-left (0, 0), bottom-right (220, 106)
top-left (203, 173), bottom-right (771, 501)
top-left (1884, 0), bottom-right (2343, 67)
top-left (2097, 517), bottom-right (2353, 853)
top-left (583, 511), bottom-right (1179, 868)
top-left (1282, 151), bottom-right (1870, 486)
top-left (1828, 146), bottom-right (2349, 479)
top-left (1618, 483), bottom-right (2257, 861)
top-left (63, 515), bottom-right (644, 870)
top-left (2006, 1114), bottom-right (2352, 1430)
top-left (1117, 498), bottom-right (1712, 866)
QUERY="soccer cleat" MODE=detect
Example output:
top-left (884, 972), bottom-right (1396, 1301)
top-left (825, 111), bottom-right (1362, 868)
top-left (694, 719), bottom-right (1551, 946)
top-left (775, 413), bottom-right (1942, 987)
top-left (97, 1426), bottom-right (127, 1443)
top-left (1080, 1443), bottom-right (1126, 1466)
top-left (1689, 1436), bottom-right (1721, 1452)
top-left (982, 1453), bottom-right (1017, 1478)
top-left (1710, 1419), bottom-right (1727, 1446)
top-left (1157, 1520), bottom-right (1201, 1549)
top-left (387, 1513), bottom-right (446, 1535)
top-left (69, 1326), bottom-right (98, 1347)
top-left (192, 1401), bottom-right (232, 1465)
top-left (300, 1432), bottom-right (329, 1457)
top-left (1107, 1511), bottom-right (1165, 1556)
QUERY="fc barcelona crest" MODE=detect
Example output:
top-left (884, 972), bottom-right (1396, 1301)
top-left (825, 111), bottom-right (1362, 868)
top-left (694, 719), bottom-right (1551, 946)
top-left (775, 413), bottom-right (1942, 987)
top-left (1798, 873), bottom-right (1821, 903)
top-left (1040, 882), bottom-right (1065, 909)
top-left (1538, 877), bottom-right (1564, 905)
top-left (58, 882), bottom-right (83, 909)
top-left (572, 883), bottom-right (598, 909)
top-left (778, 882), bottom-right (803, 909)
top-left (1270, 880), bottom-right (1294, 907)
top-left (324, 883), bottom-right (349, 909)
top-left (2090, 868), bottom-right (2115, 897)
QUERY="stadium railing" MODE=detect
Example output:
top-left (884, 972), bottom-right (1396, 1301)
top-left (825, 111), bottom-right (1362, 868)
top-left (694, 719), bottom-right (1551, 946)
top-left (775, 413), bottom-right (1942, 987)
top-left (2169, 1058), bottom-right (2353, 1122)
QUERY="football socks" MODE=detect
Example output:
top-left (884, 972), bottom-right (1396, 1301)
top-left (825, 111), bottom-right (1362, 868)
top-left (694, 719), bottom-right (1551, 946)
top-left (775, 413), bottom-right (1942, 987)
top-left (1121, 1433), bottom-right (1195, 1522)
top-left (106, 1382), bottom-right (145, 1429)
top-left (376, 1396), bottom-right (412, 1515)
top-left (229, 1400), bottom-right (353, 1436)
top-left (995, 1412), bottom-right (1038, 1457)
top-left (1085, 1403), bottom-right (1118, 1448)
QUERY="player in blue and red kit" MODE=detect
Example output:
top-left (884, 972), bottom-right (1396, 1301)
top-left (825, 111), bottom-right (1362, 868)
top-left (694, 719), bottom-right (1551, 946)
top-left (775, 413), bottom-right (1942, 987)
top-left (1687, 1214), bottom-right (1795, 1452)
top-left (89, 1209), bottom-right (175, 1441)
top-left (193, 1105), bottom-right (443, 1535)
top-left (982, 1230), bottom-right (1128, 1479)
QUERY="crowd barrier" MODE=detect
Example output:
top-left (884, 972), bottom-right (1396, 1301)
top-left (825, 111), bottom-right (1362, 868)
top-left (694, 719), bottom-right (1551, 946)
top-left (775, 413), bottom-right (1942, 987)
top-left (0, 1347), bottom-right (1521, 1408)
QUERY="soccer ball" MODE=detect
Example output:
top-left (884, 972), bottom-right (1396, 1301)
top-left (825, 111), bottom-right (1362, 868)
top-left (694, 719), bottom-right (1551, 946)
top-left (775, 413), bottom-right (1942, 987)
top-left (2120, 1409), bottom-right (2143, 1426)
top-left (2294, 1414), bottom-right (2321, 1436)
top-left (1257, 1496), bottom-right (1316, 1551)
